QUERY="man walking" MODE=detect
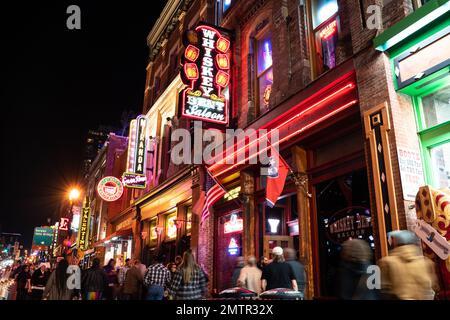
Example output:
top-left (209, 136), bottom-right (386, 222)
top-left (143, 254), bottom-right (171, 300)
top-left (261, 247), bottom-right (298, 291)
top-left (284, 248), bottom-right (306, 292)
top-left (122, 260), bottom-right (143, 300)
top-left (237, 256), bottom-right (262, 294)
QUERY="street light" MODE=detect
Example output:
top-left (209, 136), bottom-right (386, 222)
top-left (68, 188), bottom-right (81, 202)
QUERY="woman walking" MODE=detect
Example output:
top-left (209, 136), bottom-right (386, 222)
top-left (15, 265), bottom-right (31, 300)
top-left (43, 259), bottom-right (73, 300)
top-left (168, 250), bottom-right (208, 300)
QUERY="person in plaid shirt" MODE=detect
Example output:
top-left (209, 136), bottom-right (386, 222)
top-left (143, 254), bottom-right (171, 300)
top-left (168, 250), bottom-right (208, 300)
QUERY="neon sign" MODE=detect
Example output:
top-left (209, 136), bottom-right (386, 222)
top-left (78, 200), bottom-right (91, 251)
top-left (228, 237), bottom-right (239, 255)
top-left (122, 172), bottom-right (147, 189)
top-left (268, 219), bottom-right (280, 233)
top-left (123, 115), bottom-right (148, 188)
top-left (224, 213), bottom-right (243, 234)
top-left (59, 218), bottom-right (70, 231)
top-left (97, 176), bottom-right (124, 202)
top-left (319, 20), bottom-right (337, 40)
top-left (181, 24), bottom-right (231, 125)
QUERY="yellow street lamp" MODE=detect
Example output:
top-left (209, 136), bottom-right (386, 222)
top-left (68, 188), bottom-right (81, 202)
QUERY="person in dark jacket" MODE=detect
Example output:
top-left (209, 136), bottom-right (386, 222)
top-left (103, 259), bottom-right (119, 300)
top-left (81, 258), bottom-right (108, 300)
top-left (16, 264), bottom-right (31, 300)
top-left (122, 259), bottom-right (144, 300)
top-left (261, 247), bottom-right (298, 291)
top-left (284, 248), bottom-right (306, 292)
top-left (336, 239), bottom-right (377, 300)
top-left (231, 257), bottom-right (245, 287)
top-left (30, 263), bottom-right (50, 300)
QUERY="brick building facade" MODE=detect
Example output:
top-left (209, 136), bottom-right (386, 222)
top-left (83, 0), bottom-right (449, 299)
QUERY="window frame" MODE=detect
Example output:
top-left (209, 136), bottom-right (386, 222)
top-left (412, 84), bottom-right (450, 187)
top-left (254, 26), bottom-right (273, 116)
top-left (307, 0), bottom-right (340, 78)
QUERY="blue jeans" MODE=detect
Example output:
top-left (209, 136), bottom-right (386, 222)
top-left (146, 285), bottom-right (164, 300)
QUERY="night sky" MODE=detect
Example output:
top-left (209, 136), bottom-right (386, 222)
top-left (1, 1), bottom-right (167, 248)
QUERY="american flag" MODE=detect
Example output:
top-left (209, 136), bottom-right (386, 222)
top-left (201, 170), bottom-right (226, 224)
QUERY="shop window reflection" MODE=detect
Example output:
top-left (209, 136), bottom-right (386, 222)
top-left (310, 0), bottom-right (339, 76)
top-left (256, 34), bottom-right (273, 115)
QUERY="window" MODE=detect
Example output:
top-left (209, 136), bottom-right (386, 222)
top-left (421, 85), bottom-right (450, 129)
top-left (256, 34), bottom-right (273, 114)
top-left (153, 76), bottom-right (161, 99)
top-left (215, 0), bottom-right (234, 24)
top-left (415, 83), bottom-right (450, 188)
top-left (310, 0), bottom-right (339, 76)
top-left (311, 0), bottom-right (338, 28)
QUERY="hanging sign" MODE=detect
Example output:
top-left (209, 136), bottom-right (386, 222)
top-left (97, 176), bottom-right (124, 202)
top-left (122, 172), bottom-right (147, 189)
top-left (123, 115), bottom-right (148, 188)
top-left (181, 24), bottom-right (231, 125)
top-left (59, 218), bottom-right (70, 231)
top-left (78, 203), bottom-right (91, 251)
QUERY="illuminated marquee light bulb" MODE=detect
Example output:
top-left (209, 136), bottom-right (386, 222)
top-left (216, 54), bottom-right (230, 69)
top-left (184, 63), bottom-right (199, 80)
top-left (216, 36), bottom-right (230, 53)
top-left (185, 45), bottom-right (200, 62)
top-left (215, 70), bottom-right (230, 88)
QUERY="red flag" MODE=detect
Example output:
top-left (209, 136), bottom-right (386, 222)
top-left (265, 146), bottom-right (289, 207)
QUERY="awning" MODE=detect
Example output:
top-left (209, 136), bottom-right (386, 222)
top-left (373, 0), bottom-right (450, 52)
top-left (93, 228), bottom-right (133, 247)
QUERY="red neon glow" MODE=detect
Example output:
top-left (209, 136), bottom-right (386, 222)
top-left (216, 54), bottom-right (230, 69)
top-left (320, 20), bottom-right (337, 40)
top-left (216, 37), bottom-right (231, 53)
top-left (215, 70), bottom-right (230, 87)
top-left (185, 45), bottom-right (200, 61)
top-left (184, 63), bottom-right (199, 80)
top-left (212, 99), bottom-right (358, 178)
top-left (181, 25), bottom-right (231, 125)
top-left (208, 82), bottom-right (355, 170)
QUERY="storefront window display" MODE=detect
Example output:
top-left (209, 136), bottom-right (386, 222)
top-left (256, 34), bottom-right (273, 114)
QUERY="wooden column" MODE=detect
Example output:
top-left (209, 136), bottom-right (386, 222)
top-left (291, 146), bottom-right (314, 300)
top-left (241, 170), bottom-right (256, 258)
top-left (364, 103), bottom-right (399, 258)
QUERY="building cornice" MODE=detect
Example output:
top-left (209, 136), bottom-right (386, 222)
top-left (147, 0), bottom-right (195, 62)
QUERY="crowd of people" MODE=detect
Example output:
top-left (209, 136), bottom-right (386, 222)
top-left (0, 230), bottom-right (440, 300)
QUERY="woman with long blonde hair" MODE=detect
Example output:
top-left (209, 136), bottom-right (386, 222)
top-left (168, 250), bottom-right (208, 300)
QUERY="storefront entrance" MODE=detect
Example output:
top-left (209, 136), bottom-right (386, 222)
top-left (314, 168), bottom-right (374, 297)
